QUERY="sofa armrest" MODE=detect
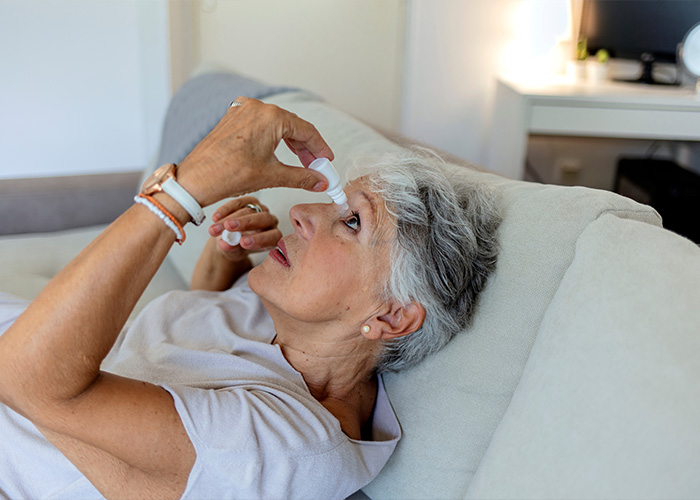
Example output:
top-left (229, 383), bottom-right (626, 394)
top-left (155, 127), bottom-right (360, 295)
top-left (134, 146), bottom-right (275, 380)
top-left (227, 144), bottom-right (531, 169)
top-left (0, 171), bottom-right (140, 236)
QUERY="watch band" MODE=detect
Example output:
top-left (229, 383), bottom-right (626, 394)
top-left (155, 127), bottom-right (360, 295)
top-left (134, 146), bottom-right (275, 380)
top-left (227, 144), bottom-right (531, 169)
top-left (161, 177), bottom-right (206, 226)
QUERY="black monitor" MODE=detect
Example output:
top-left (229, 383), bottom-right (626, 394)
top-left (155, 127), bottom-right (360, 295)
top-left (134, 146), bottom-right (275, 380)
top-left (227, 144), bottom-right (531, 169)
top-left (579, 0), bottom-right (700, 85)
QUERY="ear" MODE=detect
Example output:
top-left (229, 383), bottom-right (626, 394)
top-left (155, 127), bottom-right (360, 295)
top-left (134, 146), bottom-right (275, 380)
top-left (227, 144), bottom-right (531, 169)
top-left (363, 301), bottom-right (426, 341)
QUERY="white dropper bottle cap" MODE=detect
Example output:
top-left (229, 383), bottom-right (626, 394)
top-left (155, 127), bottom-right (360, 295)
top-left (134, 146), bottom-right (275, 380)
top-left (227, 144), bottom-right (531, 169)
top-left (309, 158), bottom-right (349, 211)
top-left (221, 229), bottom-right (242, 246)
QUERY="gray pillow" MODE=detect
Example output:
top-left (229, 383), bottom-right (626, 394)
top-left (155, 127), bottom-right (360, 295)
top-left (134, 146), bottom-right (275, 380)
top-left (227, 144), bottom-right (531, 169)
top-left (140, 71), bottom-right (297, 189)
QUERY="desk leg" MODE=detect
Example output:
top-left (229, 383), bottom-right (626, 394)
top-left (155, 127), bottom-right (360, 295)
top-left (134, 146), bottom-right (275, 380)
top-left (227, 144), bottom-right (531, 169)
top-left (486, 81), bottom-right (528, 180)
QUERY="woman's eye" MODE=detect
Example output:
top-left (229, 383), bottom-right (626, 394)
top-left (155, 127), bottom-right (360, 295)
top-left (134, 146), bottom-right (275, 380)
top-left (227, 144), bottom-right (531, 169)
top-left (342, 211), bottom-right (361, 232)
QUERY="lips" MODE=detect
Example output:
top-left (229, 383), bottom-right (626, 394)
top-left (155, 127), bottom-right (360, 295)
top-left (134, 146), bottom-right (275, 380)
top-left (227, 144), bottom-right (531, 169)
top-left (270, 239), bottom-right (290, 267)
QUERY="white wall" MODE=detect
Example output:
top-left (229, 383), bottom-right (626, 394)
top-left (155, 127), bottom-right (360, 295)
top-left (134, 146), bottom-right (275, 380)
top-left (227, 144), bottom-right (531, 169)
top-left (0, 0), bottom-right (170, 179)
top-left (401, 0), bottom-right (570, 165)
top-left (194, 0), bottom-right (406, 131)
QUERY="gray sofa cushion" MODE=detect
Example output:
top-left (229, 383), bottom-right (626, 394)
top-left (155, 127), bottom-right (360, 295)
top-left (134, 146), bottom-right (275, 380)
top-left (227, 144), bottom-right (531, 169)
top-left (155, 72), bottom-right (296, 168)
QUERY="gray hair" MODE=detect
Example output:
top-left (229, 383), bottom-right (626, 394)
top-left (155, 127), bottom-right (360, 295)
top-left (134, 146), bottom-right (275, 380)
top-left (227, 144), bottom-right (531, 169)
top-left (356, 148), bottom-right (501, 373)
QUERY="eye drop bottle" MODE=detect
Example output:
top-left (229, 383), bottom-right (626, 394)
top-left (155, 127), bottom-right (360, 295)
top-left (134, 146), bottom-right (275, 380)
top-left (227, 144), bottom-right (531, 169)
top-left (309, 158), bottom-right (349, 211)
top-left (221, 158), bottom-right (347, 245)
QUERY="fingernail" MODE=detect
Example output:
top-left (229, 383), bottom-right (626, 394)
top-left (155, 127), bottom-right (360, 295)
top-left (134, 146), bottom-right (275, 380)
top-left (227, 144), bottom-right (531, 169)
top-left (212, 212), bottom-right (220, 222)
top-left (313, 181), bottom-right (325, 192)
top-left (210, 224), bottom-right (222, 235)
top-left (225, 220), bottom-right (240, 230)
top-left (241, 236), bottom-right (253, 247)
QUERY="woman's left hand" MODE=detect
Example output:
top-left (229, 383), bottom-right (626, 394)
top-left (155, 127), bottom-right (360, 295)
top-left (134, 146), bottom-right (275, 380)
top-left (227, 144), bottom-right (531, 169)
top-left (176, 97), bottom-right (334, 209)
top-left (209, 196), bottom-right (281, 262)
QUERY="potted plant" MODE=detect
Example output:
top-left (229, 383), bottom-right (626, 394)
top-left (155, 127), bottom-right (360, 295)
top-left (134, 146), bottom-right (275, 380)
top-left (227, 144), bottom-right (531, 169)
top-left (587, 49), bottom-right (610, 83)
top-left (567, 39), bottom-right (589, 81)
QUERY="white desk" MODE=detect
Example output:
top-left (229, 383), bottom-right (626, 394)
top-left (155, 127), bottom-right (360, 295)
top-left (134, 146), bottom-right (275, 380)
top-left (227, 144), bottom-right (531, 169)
top-left (486, 78), bottom-right (700, 180)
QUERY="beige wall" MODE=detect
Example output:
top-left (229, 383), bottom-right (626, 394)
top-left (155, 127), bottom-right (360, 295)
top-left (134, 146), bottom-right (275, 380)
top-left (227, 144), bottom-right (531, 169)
top-left (401, 0), bottom-right (571, 166)
top-left (168, 0), bottom-right (200, 96)
top-left (174, 0), bottom-right (406, 131)
top-left (171, 0), bottom-right (565, 165)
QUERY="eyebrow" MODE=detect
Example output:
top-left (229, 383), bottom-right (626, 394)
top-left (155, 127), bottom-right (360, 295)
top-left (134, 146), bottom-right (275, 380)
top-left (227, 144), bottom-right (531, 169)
top-left (359, 190), bottom-right (378, 228)
top-left (358, 189), bottom-right (390, 246)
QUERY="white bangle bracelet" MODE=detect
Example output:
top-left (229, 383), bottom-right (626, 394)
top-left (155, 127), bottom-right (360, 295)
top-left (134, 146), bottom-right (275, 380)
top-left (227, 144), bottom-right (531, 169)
top-left (161, 177), bottom-right (206, 226)
top-left (134, 195), bottom-right (184, 242)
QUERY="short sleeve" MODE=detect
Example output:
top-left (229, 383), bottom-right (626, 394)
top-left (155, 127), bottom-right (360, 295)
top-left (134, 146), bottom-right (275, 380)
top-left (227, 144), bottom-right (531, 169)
top-left (165, 383), bottom-right (376, 500)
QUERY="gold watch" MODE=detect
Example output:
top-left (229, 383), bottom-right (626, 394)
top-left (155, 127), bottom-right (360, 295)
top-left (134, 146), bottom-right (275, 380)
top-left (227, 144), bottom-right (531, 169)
top-left (141, 163), bottom-right (205, 225)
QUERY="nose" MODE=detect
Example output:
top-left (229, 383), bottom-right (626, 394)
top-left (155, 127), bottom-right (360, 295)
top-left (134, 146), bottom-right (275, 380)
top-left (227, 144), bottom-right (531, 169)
top-left (289, 203), bottom-right (327, 240)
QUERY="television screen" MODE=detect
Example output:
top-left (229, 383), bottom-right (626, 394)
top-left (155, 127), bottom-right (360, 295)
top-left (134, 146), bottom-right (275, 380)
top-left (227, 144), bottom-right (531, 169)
top-left (580, 0), bottom-right (700, 84)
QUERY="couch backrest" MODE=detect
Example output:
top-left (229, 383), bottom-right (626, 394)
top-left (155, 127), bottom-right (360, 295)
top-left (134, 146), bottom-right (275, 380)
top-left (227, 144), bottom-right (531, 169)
top-left (466, 214), bottom-right (700, 499)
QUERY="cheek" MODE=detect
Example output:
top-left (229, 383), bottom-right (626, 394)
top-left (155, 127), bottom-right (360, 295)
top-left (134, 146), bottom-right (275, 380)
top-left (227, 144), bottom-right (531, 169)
top-left (248, 244), bottom-right (353, 297)
top-left (250, 238), bottom-right (388, 321)
top-left (295, 246), bottom-right (372, 314)
top-left (307, 243), bottom-right (363, 288)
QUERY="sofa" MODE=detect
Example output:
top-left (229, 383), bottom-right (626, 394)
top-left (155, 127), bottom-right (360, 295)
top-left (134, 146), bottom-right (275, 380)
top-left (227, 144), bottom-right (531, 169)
top-left (2, 72), bottom-right (699, 499)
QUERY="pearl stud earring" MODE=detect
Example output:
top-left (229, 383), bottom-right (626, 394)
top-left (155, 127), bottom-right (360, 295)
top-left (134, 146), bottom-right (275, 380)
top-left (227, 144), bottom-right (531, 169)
top-left (361, 325), bottom-right (371, 334)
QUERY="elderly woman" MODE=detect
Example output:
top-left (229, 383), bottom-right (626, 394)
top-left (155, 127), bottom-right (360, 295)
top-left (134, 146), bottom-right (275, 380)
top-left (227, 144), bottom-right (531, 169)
top-left (0, 98), bottom-right (500, 499)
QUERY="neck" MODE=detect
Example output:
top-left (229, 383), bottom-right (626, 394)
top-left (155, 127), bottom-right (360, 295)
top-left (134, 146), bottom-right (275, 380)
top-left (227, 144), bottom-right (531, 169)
top-left (275, 329), bottom-right (380, 440)
top-left (274, 326), bottom-right (379, 401)
top-left (267, 307), bottom-right (383, 439)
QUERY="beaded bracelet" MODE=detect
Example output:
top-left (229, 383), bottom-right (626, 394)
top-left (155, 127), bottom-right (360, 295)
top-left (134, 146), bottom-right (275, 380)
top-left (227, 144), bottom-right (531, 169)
top-left (133, 194), bottom-right (186, 245)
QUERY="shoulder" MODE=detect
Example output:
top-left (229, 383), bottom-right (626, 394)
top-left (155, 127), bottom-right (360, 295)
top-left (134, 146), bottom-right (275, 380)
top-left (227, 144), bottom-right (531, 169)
top-left (168, 382), bottom-right (360, 499)
top-left (167, 374), bottom-right (400, 499)
top-left (167, 380), bottom-right (345, 455)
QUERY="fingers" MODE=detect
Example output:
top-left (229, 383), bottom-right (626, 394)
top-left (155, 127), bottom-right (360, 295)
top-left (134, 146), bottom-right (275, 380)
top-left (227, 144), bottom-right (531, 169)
top-left (179, 96), bottom-right (335, 204)
top-left (222, 212), bottom-right (278, 233)
top-left (209, 211), bottom-right (278, 238)
top-left (217, 227), bottom-right (282, 254)
top-left (231, 96), bottom-right (334, 165)
top-left (283, 138), bottom-right (321, 167)
top-left (209, 197), bottom-right (280, 255)
top-left (237, 228), bottom-right (282, 251)
top-left (279, 112), bottom-right (335, 165)
top-left (225, 96), bottom-right (250, 116)
top-left (211, 196), bottom-right (267, 223)
top-left (267, 160), bottom-right (328, 193)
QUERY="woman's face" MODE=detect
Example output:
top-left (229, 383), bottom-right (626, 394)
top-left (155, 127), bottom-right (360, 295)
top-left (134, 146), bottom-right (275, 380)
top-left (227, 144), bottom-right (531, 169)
top-left (248, 179), bottom-right (395, 328)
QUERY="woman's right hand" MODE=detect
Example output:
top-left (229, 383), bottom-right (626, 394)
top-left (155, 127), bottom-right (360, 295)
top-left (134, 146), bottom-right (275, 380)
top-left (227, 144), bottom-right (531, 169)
top-left (190, 196), bottom-right (281, 292)
top-left (176, 97), bottom-right (334, 209)
top-left (208, 196), bottom-right (281, 263)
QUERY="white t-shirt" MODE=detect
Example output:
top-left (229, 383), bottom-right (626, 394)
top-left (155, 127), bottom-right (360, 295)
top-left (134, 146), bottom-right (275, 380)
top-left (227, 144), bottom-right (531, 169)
top-left (0, 276), bottom-right (400, 500)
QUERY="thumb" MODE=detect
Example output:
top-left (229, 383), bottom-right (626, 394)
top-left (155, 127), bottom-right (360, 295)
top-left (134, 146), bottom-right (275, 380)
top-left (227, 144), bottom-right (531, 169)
top-left (275, 162), bottom-right (328, 192)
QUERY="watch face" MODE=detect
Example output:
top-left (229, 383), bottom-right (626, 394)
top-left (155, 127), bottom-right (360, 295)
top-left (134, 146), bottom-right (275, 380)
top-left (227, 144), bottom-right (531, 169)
top-left (141, 163), bottom-right (175, 194)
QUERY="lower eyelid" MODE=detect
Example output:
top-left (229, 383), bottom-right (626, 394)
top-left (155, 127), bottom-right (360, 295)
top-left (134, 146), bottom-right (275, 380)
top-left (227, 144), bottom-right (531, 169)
top-left (340, 219), bottom-right (359, 233)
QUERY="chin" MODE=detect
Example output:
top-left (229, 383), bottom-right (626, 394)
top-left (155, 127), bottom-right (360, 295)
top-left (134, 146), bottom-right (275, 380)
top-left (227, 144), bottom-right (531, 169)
top-left (247, 264), bottom-right (289, 324)
top-left (247, 258), bottom-right (278, 300)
